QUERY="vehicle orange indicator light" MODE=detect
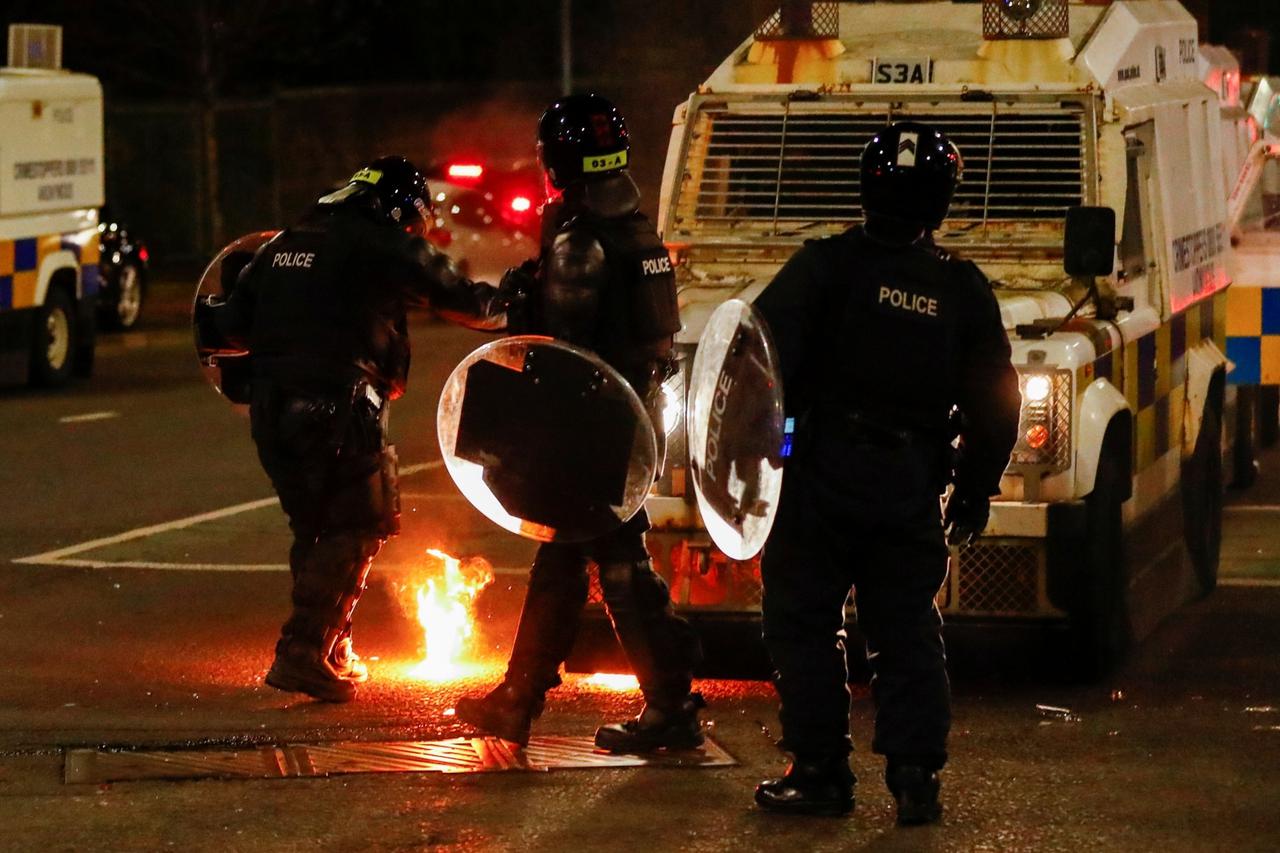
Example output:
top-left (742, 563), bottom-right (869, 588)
top-left (447, 163), bottom-right (484, 180)
top-left (509, 195), bottom-right (532, 213)
top-left (1025, 424), bottom-right (1050, 449)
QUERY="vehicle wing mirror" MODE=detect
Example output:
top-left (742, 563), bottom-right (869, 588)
top-left (1063, 206), bottom-right (1116, 277)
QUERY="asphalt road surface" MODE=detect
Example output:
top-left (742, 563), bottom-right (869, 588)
top-left (1, 285), bottom-right (1278, 852)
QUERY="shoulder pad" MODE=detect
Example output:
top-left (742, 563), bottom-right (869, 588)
top-left (549, 227), bottom-right (608, 281)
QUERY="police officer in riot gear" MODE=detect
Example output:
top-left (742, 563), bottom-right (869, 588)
top-left (751, 123), bottom-right (1020, 821)
top-left (455, 94), bottom-right (704, 751)
top-left (202, 155), bottom-right (507, 703)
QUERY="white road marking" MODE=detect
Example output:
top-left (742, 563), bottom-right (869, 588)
top-left (40, 558), bottom-right (530, 575)
top-left (12, 496), bottom-right (281, 565)
top-left (1219, 577), bottom-right (1280, 588)
top-left (49, 558), bottom-right (290, 572)
top-left (13, 460), bottom-right (445, 571)
top-left (58, 411), bottom-right (121, 424)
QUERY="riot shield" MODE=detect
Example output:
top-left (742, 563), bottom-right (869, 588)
top-left (192, 231), bottom-right (278, 409)
top-left (438, 336), bottom-right (659, 543)
top-left (686, 299), bottom-right (786, 560)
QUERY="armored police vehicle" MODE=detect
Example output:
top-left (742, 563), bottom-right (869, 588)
top-left (575, 0), bottom-right (1247, 676)
top-left (0, 24), bottom-right (103, 387)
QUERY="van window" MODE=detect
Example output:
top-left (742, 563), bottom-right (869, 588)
top-left (1119, 137), bottom-right (1147, 280)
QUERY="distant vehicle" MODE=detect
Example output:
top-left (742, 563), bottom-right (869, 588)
top-left (0, 24), bottom-right (103, 388)
top-left (422, 160), bottom-right (542, 285)
top-left (96, 217), bottom-right (149, 331)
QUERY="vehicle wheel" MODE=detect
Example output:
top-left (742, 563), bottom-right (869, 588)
top-left (1069, 443), bottom-right (1129, 680)
top-left (1232, 386), bottom-right (1258, 489)
top-left (1257, 386), bottom-right (1279, 448)
top-left (29, 288), bottom-right (76, 387)
top-left (106, 262), bottom-right (144, 330)
top-left (1183, 404), bottom-right (1223, 597)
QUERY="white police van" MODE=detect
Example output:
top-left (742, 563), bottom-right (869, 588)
top-left (0, 24), bottom-right (103, 387)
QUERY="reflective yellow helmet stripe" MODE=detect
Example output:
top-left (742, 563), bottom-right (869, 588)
top-left (582, 150), bottom-right (628, 174)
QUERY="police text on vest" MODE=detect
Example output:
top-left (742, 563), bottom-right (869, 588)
top-left (879, 286), bottom-right (938, 317)
top-left (641, 256), bottom-right (673, 276)
top-left (273, 252), bottom-right (316, 269)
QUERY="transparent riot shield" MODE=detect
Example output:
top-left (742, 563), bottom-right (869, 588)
top-left (438, 336), bottom-right (659, 543)
top-left (192, 231), bottom-right (278, 410)
top-left (687, 299), bottom-right (786, 560)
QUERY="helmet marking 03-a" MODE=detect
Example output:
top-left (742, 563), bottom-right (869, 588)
top-left (323, 155), bottom-right (432, 230)
top-left (537, 93), bottom-right (630, 190)
top-left (860, 122), bottom-right (963, 229)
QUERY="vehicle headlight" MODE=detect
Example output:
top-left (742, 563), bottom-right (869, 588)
top-left (1023, 374), bottom-right (1051, 404)
top-left (660, 372), bottom-right (684, 436)
top-left (1011, 368), bottom-right (1072, 471)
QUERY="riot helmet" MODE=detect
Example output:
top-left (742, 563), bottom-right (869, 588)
top-left (318, 155), bottom-right (432, 233)
top-left (860, 122), bottom-right (962, 229)
top-left (537, 94), bottom-right (630, 190)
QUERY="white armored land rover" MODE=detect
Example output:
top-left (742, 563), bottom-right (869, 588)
top-left (574, 1), bottom-right (1243, 677)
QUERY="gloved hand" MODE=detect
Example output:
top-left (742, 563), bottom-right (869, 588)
top-left (498, 261), bottom-right (538, 332)
top-left (943, 485), bottom-right (990, 547)
top-left (499, 260), bottom-right (537, 300)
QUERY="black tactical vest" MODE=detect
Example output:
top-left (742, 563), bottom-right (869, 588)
top-left (538, 210), bottom-right (680, 376)
top-left (814, 230), bottom-right (968, 435)
top-left (245, 210), bottom-right (414, 395)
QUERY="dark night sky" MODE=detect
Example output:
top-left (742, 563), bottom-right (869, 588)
top-left (0, 1), bottom-right (1274, 99)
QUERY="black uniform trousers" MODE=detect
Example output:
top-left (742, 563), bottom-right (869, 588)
top-left (761, 428), bottom-right (951, 769)
top-left (249, 375), bottom-right (400, 649)
top-left (505, 510), bottom-right (703, 706)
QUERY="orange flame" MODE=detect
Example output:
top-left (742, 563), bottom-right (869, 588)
top-left (581, 672), bottom-right (640, 692)
top-left (405, 548), bottom-right (495, 682)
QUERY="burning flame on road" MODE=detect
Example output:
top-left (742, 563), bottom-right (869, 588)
top-left (405, 549), bottom-right (495, 682)
top-left (580, 672), bottom-right (640, 691)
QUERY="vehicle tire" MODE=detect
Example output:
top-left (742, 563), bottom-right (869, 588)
top-left (1069, 442), bottom-right (1129, 680)
top-left (104, 261), bottom-right (144, 331)
top-left (1183, 403), bottom-right (1223, 597)
top-left (1257, 385), bottom-right (1279, 448)
top-left (1232, 385), bottom-right (1258, 489)
top-left (29, 287), bottom-right (76, 387)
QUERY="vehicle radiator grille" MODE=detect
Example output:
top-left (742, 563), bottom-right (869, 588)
top-left (943, 540), bottom-right (1045, 616)
top-left (677, 104), bottom-right (1085, 238)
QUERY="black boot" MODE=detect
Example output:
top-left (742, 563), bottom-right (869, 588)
top-left (266, 633), bottom-right (358, 703)
top-left (887, 764), bottom-right (942, 826)
top-left (455, 681), bottom-right (546, 746)
top-left (755, 755), bottom-right (856, 817)
top-left (594, 692), bottom-right (706, 753)
top-left (266, 533), bottom-right (378, 703)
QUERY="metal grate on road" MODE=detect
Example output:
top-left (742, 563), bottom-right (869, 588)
top-left (64, 735), bottom-right (736, 785)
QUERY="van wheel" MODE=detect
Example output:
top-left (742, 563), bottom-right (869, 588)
top-left (1183, 404), bottom-right (1223, 597)
top-left (30, 288), bottom-right (76, 387)
top-left (104, 262), bottom-right (145, 330)
top-left (1069, 445), bottom-right (1130, 680)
